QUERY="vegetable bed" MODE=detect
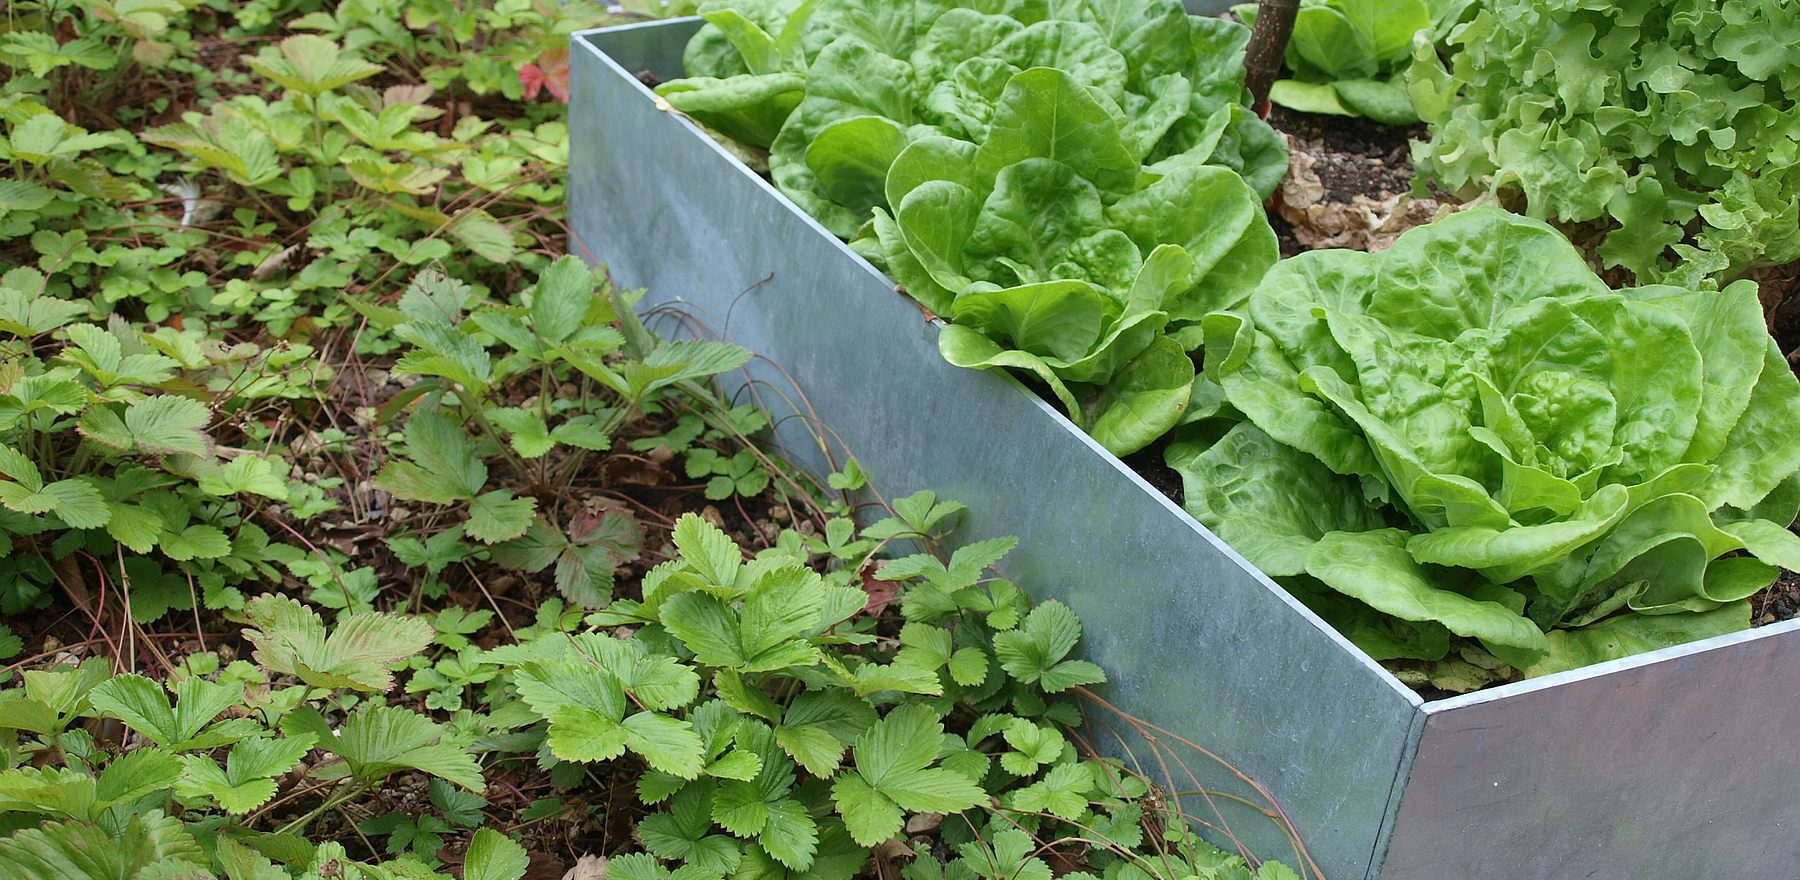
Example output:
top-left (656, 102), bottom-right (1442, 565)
top-left (569, 6), bottom-right (1800, 879)
top-left (635, 0), bottom-right (1800, 695)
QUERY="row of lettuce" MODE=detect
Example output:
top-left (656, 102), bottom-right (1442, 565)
top-left (656, 0), bottom-right (1800, 686)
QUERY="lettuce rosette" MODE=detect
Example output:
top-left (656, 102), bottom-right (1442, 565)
top-left (658, 0), bottom-right (1286, 237)
top-left (1170, 209), bottom-right (1800, 684)
top-left (870, 68), bottom-right (1277, 456)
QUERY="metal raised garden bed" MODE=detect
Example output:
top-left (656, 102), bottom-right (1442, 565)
top-left (568, 18), bottom-right (1800, 880)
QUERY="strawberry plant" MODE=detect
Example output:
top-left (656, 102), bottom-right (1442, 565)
top-left (0, 1), bottom-right (1317, 877)
top-left (0, 267), bottom-right (329, 625)
top-left (484, 504), bottom-right (1304, 880)
top-left (371, 257), bottom-right (759, 607)
top-left (0, 603), bottom-right (505, 877)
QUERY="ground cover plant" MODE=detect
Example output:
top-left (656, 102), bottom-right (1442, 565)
top-left (0, 0), bottom-right (1312, 877)
top-left (1411, 0), bottom-right (1800, 288)
top-left (0, 491), bottom-right (1311, 880)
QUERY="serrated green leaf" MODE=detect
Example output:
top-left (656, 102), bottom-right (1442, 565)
top-left (381, 411), bottom-right (486, 502)
top-left (828, 772), bottom-right (902, 847)
top-left (125, 396), bottom-right (211, 456)
top-left (393, 322), bottom-right (492, 393)
top-left (530, 256), bottom-right (594, 344)
top-left (88, 674), bottom-right (246, 750)
top-left (243, 595), bottom-right (434, 692)
top-left (490, 408), bottom-right (554, 458)
top-left (464, 828), bottom-right (529, 880)
top-left (106, 503), bottom-right (163, 553)
top-left (42, 479), bottom-right (108, 528)
top-left (992, 601), bottom-right (1106, 693)
top-left (639, 787), bottom-right (743, 875)
top-left (775, 690), bottom-right (873, 778)
top-left (831, 704), bottom-right (984, 846)
top-left (179, 757), bottom-right (276, 814)
top-left (244, 35), bottom-right (382, 96)
top-left (546, 705), bottom-right (628, 762)
top-left (159, 524), bottom-right (231, 561)
top-left (198, 456), bottom-right (290, 499)
top-left (466, 490), bottom-right (536, 544)
top-left (758, 798), bottom-right (819, 870)
top-left (671, 513), bottom-right (742, 587)
top-left (178, 734), bottom-right (316, 813)
top-left (0, 444), bottom-right (43, 489)
top-left (623, 711), bottom-right (707, 779)
top-left (999, 719), bottom-right (1064, 776)
top-left (227, 734), bottom-right (315, 782)
top-left (372, 461), bottom-right (466, 505)
top-left (946, 648), bottom-right (989, 687)
top-left (0, 812), bottom-right (208, 879)
top-left (216, 837), bottom-right (288, 880)
top-left (397, 268), bottom-right (471, 325)
top-left (448, 209), bottom-right (516, 263)
top-left (333, 704), bottom-right (484, 791)
top-left (77, 405), bottom-right (133, 452)
top-left (94, 749), bottom-right (184, 810)
top-left (551, 418), bottom-right (612, 451)
top-left (705, 749), bottom-right (764, 781)
top-left (0, 178), bottom-right (55, 213)
top-left (1009, 762), bottom-right (1094, 819)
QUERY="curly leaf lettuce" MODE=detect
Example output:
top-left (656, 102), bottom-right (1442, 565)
top-left (1170, 209), bottom-right (1800, 681)
top-left (1412, 0), bottom-right (1800, 286)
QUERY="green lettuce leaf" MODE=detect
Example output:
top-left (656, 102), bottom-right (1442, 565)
top-left (1201, 209), bottom-right (1800, 684)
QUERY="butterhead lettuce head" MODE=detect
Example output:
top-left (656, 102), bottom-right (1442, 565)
top-left (1171, 208), bottom-right (1800, 681)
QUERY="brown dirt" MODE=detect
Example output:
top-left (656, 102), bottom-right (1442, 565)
top-left (1265, 107), bottom-right (1447, 255)
top-left (1754, 568), bottom-right (1800, 626)
top-left (1755, 260), bottom-right (1800, 375)
top-left (1268, 108), bottom-right (1422, 201)
top-left (1123, 445), bottom-right (1184, 505)
top-left (1752, 520), bottom-right (1800, 627)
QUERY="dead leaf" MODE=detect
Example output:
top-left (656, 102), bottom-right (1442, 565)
top-left (50, 555), bottom-right (94, 620)
top-left (562, 855), bottom-right (607, 880)
top-left (861, 562), bottom-right (900, 617)
top-left (253, 244), bottom-right (300, 280)
top-left (601, 454), bottom-right (669, 487)
top-left (699, 505), bottom-right (729, 532)
top-left (523, 851), bottom-right (567, 880)
top-left (904, 812), bottom-right (943, 834)
top-left (521, 47), bottom-right (571, 103)
top-left (1276, 134), bottom-right (1454, 253)
top-left (384, 84), bottom-right (434, 108)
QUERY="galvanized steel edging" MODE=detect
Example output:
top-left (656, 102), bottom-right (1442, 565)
top-left (569, 19), bottom-right (1800, 880)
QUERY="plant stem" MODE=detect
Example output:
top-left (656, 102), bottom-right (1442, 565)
top-left (536, 363), bottom-right (551, 489)
top-left (468, 403), bottom-right (532, 481)
top-left (1245, 0), bottom-right (1301, 115)
top-left (275, 778), bottom-right (368, 836)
